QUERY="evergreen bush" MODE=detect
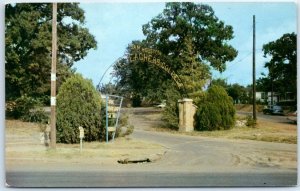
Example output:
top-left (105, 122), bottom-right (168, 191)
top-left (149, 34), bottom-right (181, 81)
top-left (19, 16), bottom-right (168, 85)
top-left (161, 88), bottom-right (181, 130)
top-left (56, 74), bottom-right (103, 143)
top-left (195, 85), bottom-right (235, 131)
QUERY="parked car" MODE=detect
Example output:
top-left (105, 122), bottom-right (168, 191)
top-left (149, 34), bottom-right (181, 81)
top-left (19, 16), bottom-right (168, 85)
top-left (156, 103), bottom-right (166, 108)
top-left (263, 105), bottom-right (283, 115)
top-left (156, 100), bottom-right (166, 108)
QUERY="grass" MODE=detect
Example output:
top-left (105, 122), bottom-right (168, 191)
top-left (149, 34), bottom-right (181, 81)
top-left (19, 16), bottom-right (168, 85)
top-left (147, 114), bottom-right (297, 144)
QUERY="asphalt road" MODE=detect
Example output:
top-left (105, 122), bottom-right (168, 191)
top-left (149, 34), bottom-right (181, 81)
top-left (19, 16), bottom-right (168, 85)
top-left (237, 111), bottom-right (294, 124)
top-left (6, 171), bottom-right (297, 187)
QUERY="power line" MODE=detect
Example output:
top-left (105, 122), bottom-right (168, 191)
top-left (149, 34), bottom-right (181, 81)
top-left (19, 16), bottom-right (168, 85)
top-left (226, 52), bottom-right (252, 71)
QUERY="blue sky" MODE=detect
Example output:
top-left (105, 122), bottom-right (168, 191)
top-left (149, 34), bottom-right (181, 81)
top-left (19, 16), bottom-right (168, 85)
top-left (72, 1), bottom-right (297, 87)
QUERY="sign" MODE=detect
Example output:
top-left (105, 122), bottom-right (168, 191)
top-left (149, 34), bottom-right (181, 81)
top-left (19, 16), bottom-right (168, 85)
top-left (79, 126), bottom-right (84, 138)
top-left (129, 44), bottom-right (184, 88)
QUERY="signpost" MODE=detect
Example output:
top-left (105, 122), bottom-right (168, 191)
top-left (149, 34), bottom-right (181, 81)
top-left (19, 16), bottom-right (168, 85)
top-left (79, 126), bottom-right (84, 152)
top-left (105, 95), bottom-right (123, 143)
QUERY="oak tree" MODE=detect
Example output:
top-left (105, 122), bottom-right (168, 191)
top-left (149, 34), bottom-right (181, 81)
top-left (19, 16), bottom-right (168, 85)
top-left (5, 3), bottom-right (97, 101)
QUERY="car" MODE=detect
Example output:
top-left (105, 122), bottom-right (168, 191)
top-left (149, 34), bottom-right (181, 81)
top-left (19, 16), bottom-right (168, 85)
top-left (155, 100), bottom-right (166, 108)
top-left (156, 103), bottom-right (166, 108)
top-left (263, 105), bottom-right (283, 115)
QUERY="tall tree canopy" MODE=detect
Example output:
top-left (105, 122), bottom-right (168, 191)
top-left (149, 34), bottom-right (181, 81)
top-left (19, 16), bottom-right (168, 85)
top-left (113, 2), bottom-right (237, 101)
top-left (258, 33), bottom-right (296, 96)
top-left (142, 2), bottom-right (237, 72)
top-left (5, 3), bottom-right (97, 100)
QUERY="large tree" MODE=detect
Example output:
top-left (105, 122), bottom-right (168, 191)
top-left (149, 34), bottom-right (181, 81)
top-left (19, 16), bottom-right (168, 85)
top-left (142, 2), bottom-right (237, 72)
top-left (5, 3), bottom-right (97, 100)
top-left (113, 2), bottom-right (237, 101)
top-left (259, 33), bottom-right (296, 98)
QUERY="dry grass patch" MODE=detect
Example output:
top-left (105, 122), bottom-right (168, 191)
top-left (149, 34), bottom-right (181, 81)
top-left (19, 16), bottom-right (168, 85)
top-left (150, 118), bottom-right (297, 144)
top-left (5, 119), bottom-right (165, 165)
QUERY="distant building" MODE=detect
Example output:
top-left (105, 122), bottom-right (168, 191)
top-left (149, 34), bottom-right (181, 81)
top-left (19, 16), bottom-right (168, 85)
top-left (256, 91), bottom-right (296, 105)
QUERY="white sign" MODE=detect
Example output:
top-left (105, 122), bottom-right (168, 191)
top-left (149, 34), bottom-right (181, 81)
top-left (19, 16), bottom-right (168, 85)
top-left (79, 126), bottom-right (84, 138)
top-left (51, 96), bottom-right (56, 106)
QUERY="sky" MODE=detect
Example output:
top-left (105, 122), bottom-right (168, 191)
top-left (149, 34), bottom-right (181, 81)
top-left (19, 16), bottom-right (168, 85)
top-left (71, 1), bottom-right (297, 87)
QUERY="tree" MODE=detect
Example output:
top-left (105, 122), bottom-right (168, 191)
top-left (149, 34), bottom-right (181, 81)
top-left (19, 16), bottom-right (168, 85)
top-left (113, 2), bottom-right (237, 101)
top-left (142, 2), bottom-right (237, 72)
top-left (97, 82), bottom-right (120, 95)
top-left (211, 78), bottom-right (228, 89)
top-left (56, 74), bottom-right (103, 144)
top-left (5, 3), bottom-right (97, 100)
top-left (261, 33), bottom-right (297, 97)
top-left (227, 83), bottom-right (247, 104)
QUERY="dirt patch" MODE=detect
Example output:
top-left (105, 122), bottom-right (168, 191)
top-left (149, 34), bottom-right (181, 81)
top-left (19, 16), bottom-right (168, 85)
top-left (235, 104), bottom-right (264, 112)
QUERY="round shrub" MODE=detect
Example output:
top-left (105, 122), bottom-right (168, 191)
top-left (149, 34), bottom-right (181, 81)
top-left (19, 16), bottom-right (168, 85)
top-left (56, 74), bottom-right (103, 143)
top-left (195, 85), bottom-right (235, 131)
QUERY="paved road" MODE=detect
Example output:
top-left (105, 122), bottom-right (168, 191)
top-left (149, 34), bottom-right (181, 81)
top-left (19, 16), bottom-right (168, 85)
top-left (6, 107), bottom-right (298, 187)
top-left (237, 111), bottom-right (294, 124)
top-left (6, 170), bottom-right (297, 187)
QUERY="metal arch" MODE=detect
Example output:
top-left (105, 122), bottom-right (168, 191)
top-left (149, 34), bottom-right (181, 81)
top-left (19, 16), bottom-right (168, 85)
top-left (97, 56), bottom-right (126, 89)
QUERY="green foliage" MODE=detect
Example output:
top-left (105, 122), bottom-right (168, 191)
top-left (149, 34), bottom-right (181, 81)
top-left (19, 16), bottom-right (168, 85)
top-left (259, 33), bottom-right (296, 96)
top-left (195, 85), bottom-right (235, 131)
top-left (123, 125), bottom-right (134, 137)
top-left (132, 94), bottom-right (142, 107)
top-left (245, 115), bottom-right (257, 128)
top-left (6, 94), bottom-right (49, 123)
top-left (227, 83), bottom-right (248, 104)
top-left (21, 107), bottom-right (49, 124)
top-left (142, 2), bottom-right (237, 72)
top-left (5, 3), bottom-right (97, 100)
top-left (161, 88), bottom-right (181, 130)
top-left (6, 95), bottom-right (37, 118)
top-left (211, 78), bottom-right (228, 89)
top-left (56, 74), bottom-right (103, 144)
top-left (113, 2), bottom-right (237, 102)
top-left (119, 114), bottom-right (129, 127)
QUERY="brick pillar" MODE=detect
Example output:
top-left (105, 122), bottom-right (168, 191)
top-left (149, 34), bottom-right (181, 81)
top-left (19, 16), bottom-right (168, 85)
top-left (178, 98), bottom-right (196, 132)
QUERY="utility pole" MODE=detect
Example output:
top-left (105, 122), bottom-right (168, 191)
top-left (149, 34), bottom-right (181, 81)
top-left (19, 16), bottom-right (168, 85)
top-left (50, 3), bottom-right (57, 148)
top-left (252, 15), bottom-right (257, 121)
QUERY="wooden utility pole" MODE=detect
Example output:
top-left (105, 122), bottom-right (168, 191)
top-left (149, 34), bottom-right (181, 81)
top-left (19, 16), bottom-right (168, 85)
top-left (252, 15), bottom-right (257, 121)
top-left (50, 3), bottom-right (57, 148)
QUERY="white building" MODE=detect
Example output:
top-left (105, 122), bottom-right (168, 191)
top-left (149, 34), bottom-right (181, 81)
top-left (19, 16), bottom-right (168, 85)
top-left (256, 91), bottom-right (295, 105)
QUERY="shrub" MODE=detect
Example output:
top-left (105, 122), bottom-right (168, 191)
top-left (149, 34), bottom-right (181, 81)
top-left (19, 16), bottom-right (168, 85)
top-left (6, 95), bottom-right (49, 123)
top-left (56, 74), bottom-right (103, 144)
top-left (22, 107), bottom-right (48, 124)
top-left (123, 125), bottom-right (134, 136)
top-left (6, 95), bottom-right (39, 119)
top-left (245, 115), bottom-right (257, 128)
top-left (132, 94), bottom-right (142, 107)
top-left (195, 85), bottom-right (235, 131)
top-left (161, 88), bottom-right (181, 130)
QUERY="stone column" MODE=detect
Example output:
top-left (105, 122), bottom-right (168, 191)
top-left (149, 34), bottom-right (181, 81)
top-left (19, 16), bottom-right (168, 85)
top-left (178, 98), bottom-right (196, 132)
